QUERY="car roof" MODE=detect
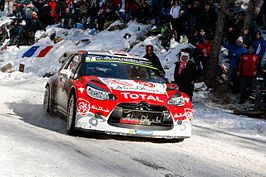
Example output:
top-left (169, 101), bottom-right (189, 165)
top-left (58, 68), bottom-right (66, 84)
top-left (84, 50), bottom-right (149, 61)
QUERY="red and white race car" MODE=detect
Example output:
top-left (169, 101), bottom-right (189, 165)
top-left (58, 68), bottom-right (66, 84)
top-left (43, 50), bottom-right (193, 141)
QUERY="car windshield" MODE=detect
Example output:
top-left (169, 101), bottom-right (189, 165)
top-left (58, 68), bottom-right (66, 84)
top-left (84, 55), bottom-right (168, 83)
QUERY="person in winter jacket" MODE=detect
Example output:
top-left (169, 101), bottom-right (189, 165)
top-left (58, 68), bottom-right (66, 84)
top-left (78, 0), bottom-right (90, 29)
top-left (195, 35), bottom-right (212, 76)
top-left (25, 11), bottom-right (45, 44)
top-left (170, 0), bottom-right (181, 41)
top-left (143, 45), bottom-right (165, 75)
top-left (136, 0), bottom-right (150, 24)
top-left (224, 36), bottom-right (248, 93)
top-left (199, 2), bottom-right (216, 34)
top-left (49, 0), bottom-right (57, 24)
top-left (237, 45), bottom-right (260, 104)
top-left (252, 30), bottom-right (266, 62)
top-left (174, 49), bottom-right (197, 100)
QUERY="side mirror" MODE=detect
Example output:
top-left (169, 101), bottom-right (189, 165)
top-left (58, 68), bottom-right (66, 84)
top-left (58, 53), bottom-right (68, 63)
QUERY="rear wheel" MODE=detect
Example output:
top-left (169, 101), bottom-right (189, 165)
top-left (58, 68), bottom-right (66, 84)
top-left (67, 93), bottom-right (77, 135)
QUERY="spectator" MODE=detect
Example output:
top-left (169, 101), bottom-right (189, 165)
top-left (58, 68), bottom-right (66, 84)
top-left (88, 0), bottom-right (100, 29)
top-left (39, 3), bottom-right (51, 27)
top-left (136, 0), bottom-right (150, 24)
top-left (196, 34), bottom-right (213, 76)
top-left (56, 0), bottom-right (67, 24)
top-left (49, 0), bottom-right (57, 25)
top-left (252, 30), bottom-right (266, 63)
top-left (237, 45), bottom-right (260, 104)
top-left (199, 2), bottom-right (216, 35)
top-left (176, 9), bottom-right (188, 37)
top-left (170, 0), bottom-right (181, 41)
top-left (61, 7), bottom-right (72, 29)
top-left (174, 49), bottom-right (197, 100)
top-left (242, 28), bottom-right (252, 48)
top-left (224, 36), bottom-right (248, 93)
top-left (143, 45), bottom-right (165, 74)
top-left (187, 0), bottom-right (201, 37)
top-left (78, 0), bottom-right (89, 29)
top-left (25, 11), bottom-right (45, 44)
top-left (227, 11), bottom-right (245, 44)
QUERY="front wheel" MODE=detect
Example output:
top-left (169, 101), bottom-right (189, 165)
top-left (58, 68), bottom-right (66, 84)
top-left (67, 93), bottom-right (77, 135)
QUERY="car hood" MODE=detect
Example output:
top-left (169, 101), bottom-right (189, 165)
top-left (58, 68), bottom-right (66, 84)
top-left (81, 76), bottom-right (179, 104)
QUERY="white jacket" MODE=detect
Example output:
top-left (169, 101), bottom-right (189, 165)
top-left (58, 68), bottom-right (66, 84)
top-left (170, 5), bottom-right (181, 19)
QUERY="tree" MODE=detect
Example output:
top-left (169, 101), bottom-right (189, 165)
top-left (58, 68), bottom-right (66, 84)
top-left (205, 0), bottom-right (232, 88)
top-left (242, 0), bottom-right (262, 32)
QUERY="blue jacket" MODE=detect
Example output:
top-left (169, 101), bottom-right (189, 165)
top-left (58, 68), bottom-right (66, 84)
top-left (223, 44), bottom-right (248, 70)
top-left (252, 38), bottom-right (266, 60)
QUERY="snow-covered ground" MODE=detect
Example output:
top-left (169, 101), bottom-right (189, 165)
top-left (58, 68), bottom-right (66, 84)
top-left (0, 20), bottom-right (266, 176)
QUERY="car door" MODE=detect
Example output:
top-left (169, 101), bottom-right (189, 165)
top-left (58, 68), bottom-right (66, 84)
top-left (57, 54), bottom-right (82, 114)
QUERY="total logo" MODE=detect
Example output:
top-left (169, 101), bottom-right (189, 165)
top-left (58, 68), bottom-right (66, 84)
top-left (121, 92), bottom-right (164, 102)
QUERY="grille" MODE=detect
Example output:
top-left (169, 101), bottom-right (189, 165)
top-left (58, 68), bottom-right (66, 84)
top-left (108, 102), bottom-right (174, 130)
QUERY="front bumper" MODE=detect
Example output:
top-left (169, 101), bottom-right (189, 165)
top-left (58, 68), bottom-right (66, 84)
top-left (75, 113), bottom-right (192, 139)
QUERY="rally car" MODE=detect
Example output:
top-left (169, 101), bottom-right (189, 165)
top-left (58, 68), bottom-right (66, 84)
top-left (43, 50), bottom-right (193, 141)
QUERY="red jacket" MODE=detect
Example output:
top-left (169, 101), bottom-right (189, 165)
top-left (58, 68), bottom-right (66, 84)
top-left (197, 40), bottom-right (212, 58)
top-left (238, 53), bottom-right (260, 77)
top-left (111, 0), bottom-right (121, 9)
top-left (49, 1), bottom-right (57, 17)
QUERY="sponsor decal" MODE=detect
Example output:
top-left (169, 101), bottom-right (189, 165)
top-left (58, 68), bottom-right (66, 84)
top-left (128, 129), bottom-right (136, 134)
top-left (85, 55), bottom-right (154, 67)
top-left (91, 105), bottom-right (110, 113)
top-left (88, 116), bottom-right (106, 127)
top-left (183, 97), bottom-right (190, 104)
top-left (174, 108), bottom-right (193, 122)
top-left (76, 112), bottom-right (106, 127)
top-left (77, 98), bottom-right (90, 116)
top-left (121, 92), bottom-right (164, 103)
top-left (101, 78), bottom-right (165, 94)
top-left (78, 87), bottom-right (85, 94)
top-left (134, 80), bottom-right (155, 88)
top-left (89, 117), bottom-right (98, 126)
top-left (185, 108), bottom-right (193, 122)
top-left (135, 130), bottom-right (153, 135)
top-left (108, 79), bottom-right (133, 87)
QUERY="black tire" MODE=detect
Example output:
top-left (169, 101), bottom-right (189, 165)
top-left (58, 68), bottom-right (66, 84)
top-left (43, 86), bottom-right (51, 113)
top-left (67, 93), bottom-right (77, 135)
top-left (170, 138), bottom-right (185, 143)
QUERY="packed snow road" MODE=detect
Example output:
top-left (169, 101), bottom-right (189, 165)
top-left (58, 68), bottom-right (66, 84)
top-left (0, 76), bottom-right (266, 177)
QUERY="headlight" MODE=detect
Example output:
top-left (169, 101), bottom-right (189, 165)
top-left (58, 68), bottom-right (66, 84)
top-left (168, 94), bottom-right (185, 106)
top-left (86, 84), bottom-right (116, 100)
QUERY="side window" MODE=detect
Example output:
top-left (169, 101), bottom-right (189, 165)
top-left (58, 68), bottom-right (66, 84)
top-left (59, 53), bottom-right (75, 71)
top-left (64, 54), bottom-right (81, 77)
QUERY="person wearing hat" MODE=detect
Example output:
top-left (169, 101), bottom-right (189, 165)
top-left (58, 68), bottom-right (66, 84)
top-left (174, 49), bottom-right (197, 100)
top-left (143, 45), bottom-right (165, 75)
top-left (25, 11), bottom-right (45, 45)
top-left (223, 36), bottom-right (248, 93)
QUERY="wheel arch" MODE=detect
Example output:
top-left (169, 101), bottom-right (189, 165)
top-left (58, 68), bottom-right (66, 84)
top-left (68, 86), bottom-right (77, 104)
